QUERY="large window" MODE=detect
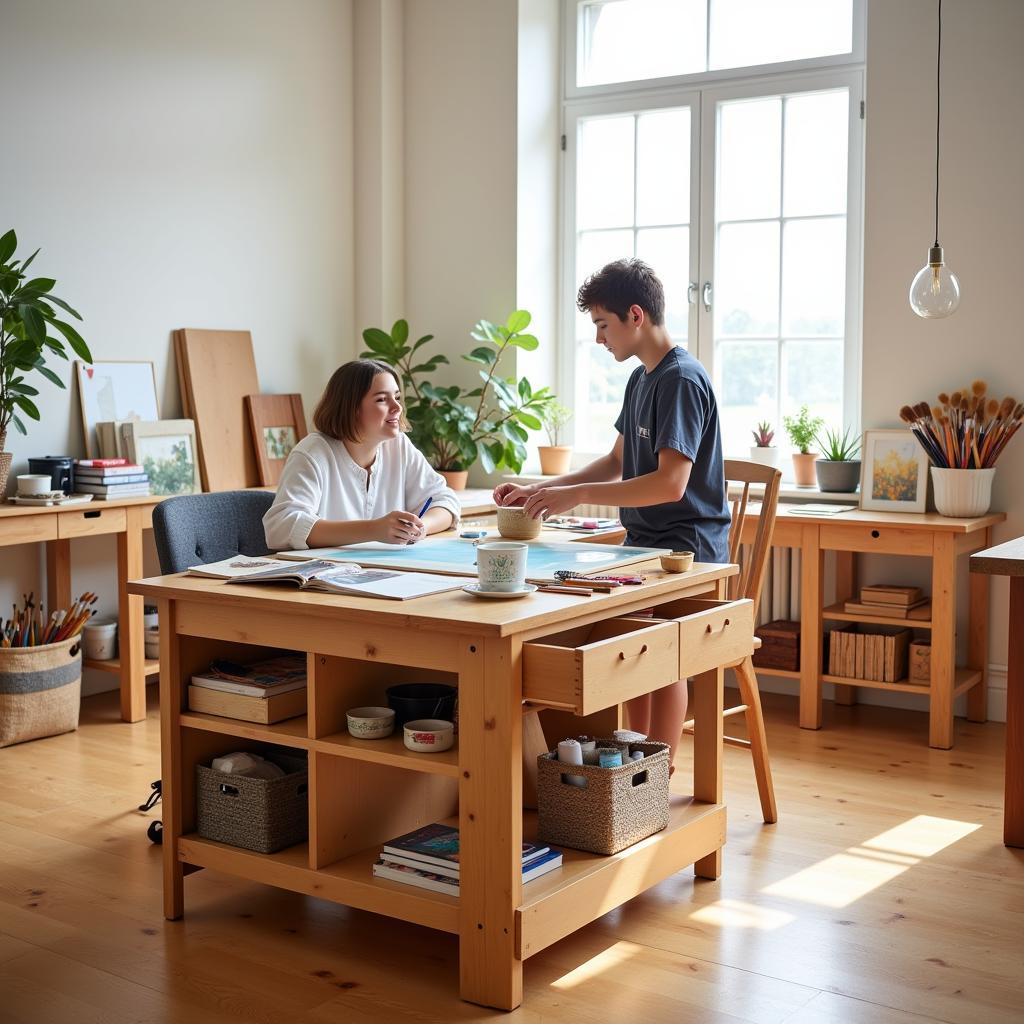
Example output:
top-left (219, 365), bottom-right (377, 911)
top-left (563, 0), bottom-right (864, 459)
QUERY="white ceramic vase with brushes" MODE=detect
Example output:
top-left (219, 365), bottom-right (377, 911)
top-left (931, 467), bottom-right (995, 517)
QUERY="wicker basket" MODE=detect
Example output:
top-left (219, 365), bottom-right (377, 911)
top-left (197, 751), bottom-right (308, 853)
top-left (0, 636), bottom-right (81, 748)
top-left (537, 739), bottom-right (670, 855)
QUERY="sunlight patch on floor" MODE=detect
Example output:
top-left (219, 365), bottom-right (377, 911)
top-left (550, 940), bottom-right (642, 990)
top-left (690, 898), bottom-right (795, 930)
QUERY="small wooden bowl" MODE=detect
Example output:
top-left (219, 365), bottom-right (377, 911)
top-left (496, 505), bottom-right (542, 540)
top-left (660, 550), bottom-right (694, 573)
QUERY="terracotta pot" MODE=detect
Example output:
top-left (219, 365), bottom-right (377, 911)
top-left (538, 445), bottom-right (572, 475)
top-left (439, 469), bottom-right (469, 491)
top-left (0, 430), bottom-right (11, 499)
top-left (791, 452), bottom-right (819, 487)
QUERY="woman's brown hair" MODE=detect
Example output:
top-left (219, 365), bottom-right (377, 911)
top-left (312, 359), bottom-right (404, 442)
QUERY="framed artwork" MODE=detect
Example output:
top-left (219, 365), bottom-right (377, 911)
top-left (122, 419), bottom-right (201, 495)
top-left (76, 361), bottom-right (160, 458)
top-left (245, 394), bottom-right (308, 486)
top-left (859, 429), bottom-right (929, 513)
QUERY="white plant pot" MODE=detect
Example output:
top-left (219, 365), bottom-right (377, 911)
top-left (748, 446), bottom-right (780, 469)
top-left (930, 467), bottom-right (995, 517)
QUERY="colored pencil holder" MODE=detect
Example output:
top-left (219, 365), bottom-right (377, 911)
top-left (0, 636), bottom-right (81, 747)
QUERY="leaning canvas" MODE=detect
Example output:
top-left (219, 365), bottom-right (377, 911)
top-left (76, 360), bottom-right (160, 458)
top-left (122, 419), bottom-right (201, 495)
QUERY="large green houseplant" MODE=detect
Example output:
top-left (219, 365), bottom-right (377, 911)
top-left (0, 229), bottom-right (92, 493)
top-left (360, 310), bottom-right (554, 484)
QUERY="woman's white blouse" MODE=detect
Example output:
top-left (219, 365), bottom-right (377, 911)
top-left (263, 431), bottom-right (460, 551)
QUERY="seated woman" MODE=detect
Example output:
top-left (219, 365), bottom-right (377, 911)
top-left (263, 359), bottom-right (459, 551)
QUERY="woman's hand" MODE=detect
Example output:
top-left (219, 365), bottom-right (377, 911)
top-left (492, 482), bottom-right (538, 507)
top-left (373, 510), bottom-right (425, 544)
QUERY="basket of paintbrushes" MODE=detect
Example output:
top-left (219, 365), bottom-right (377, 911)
top-left (899, 380), bottom-right (1022, 516)
top-left (0, 591), bottom-right (97, 747)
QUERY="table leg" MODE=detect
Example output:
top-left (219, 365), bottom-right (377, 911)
top-left (693, 665), bottom-right (724, 879)
top-left (45, 538), bottom-right (72, 615)
top-left (459, 635), bottom-right (523, 1010)
top-left (1005, 577), bottom-right (1024, 847)
top-left (159, 599), bottom-right (184, 918)
top-left (967, 528), bottom-right (990, 724)
top-left (929, 532), bottom-right (956, 749)
top-left (833, 550), bottom-right (858, 707)
top-left (117, 505), bottom-right (147, 722)
top-left (800, 526), bottom-right (823, 729)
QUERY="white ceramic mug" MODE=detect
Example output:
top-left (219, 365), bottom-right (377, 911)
top-left (17, 474), bottom-right (53, 496)
top-left (82, 619), bottom-right (118, 660)
top-left (476, 541), bottom-right (528, 592)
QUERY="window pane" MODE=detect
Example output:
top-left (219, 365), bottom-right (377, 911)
top-left (636, 108), bottom-right (691, 226)
top-left (709, 0), bottom-right (853, 72)
top-left (783, 90), bottom-right (849, 217)
top-left (576, 228), bottom-right (635, 342)
top-left (576, 343), bottom-right (634, 454)
top-left (636, 227), bottom-right (689, 341)
top-left (782, 218), bottom-right (846, 336)
top-left (579, 0), bottom-right (707, 87)
top-left (715, 221), bottom-right (780, 337)
top-left (781, 339), bottom-right (843, 434)
top-left (717, 97), bottom-right (781, 221)
top-left (578, 116), bottom-right (634, 229)
top-left (715, 340), bottom-right (778, 457)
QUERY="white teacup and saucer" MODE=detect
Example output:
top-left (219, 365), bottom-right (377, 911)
top-left (462, 582), bottom-right (538, 600)
top-left (466, 541), bottom-right (536, 598)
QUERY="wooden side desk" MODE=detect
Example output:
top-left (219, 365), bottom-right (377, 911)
top-left (739, 505), bottom-right (1005, 749)
top-left (970, 536), bottom-right (1024, 847)
top-left (129, 558), bottom-right (745, 1010)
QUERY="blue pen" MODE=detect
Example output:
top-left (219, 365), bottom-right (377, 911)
top-left (416, 497), bottom-right (433, 518)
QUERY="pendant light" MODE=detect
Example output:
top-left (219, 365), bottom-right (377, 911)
top-left (909, 0), bottom-right (961, 318)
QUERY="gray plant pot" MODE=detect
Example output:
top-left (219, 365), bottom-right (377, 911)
top-left (815, 459), bottom-right (861, 493)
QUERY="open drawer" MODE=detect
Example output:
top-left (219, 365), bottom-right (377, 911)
top-left (523, 617), bottom-right (678, 715)
top-left (649, 597), bottom-right (755, 678)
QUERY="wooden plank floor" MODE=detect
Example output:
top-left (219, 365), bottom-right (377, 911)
top-left (1, 687), bottom-right (1021, 1023)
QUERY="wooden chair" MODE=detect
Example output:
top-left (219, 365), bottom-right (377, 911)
top-left (682, 459), bottom-right (781, 824)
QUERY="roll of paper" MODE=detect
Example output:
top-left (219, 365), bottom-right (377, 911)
top-left (576, 736), bottom-right (597, 754)
top-left (598, 747), bottom-right (623, 768)
top-left (629, 750), bottom-right (645, 761)
top-left (557, 738), bottom-right (583, 765)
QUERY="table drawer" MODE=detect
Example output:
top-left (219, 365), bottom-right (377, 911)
top-left (523, 616), bottom-right (679, 715)
top-left (649, 597), bottom-right (754, 678)
top-left (0, 514), bottom-right (59, 545)
top-left (57, 506), bottom-right (127, 539)
top-left (818, 523), bottom-right (933, 556)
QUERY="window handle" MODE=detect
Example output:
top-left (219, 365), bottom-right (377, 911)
top-left (702, 281), bottom-right (713, 312)
top-left (687, 281), bottom-right (698, 305)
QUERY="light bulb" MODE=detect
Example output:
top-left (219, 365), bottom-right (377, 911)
top-left (910, 244), bottom-right (960, 318)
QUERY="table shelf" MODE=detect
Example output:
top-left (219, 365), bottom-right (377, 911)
top-left (823, 603), bottom-right (932, 630)
top-left (821, 666), bottom-right (981, 696)
top-left (84, 655), bottom-right (160, 675)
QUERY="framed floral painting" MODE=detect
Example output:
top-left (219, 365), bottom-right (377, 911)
top-left (859, 429), bottom-right (929, 513)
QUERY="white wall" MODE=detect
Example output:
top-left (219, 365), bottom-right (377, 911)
top-left (0, 0), bottom-right (353, 693)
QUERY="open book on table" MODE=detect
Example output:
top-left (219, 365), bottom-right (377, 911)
top-left (225, 559), bottom-right (466, 600)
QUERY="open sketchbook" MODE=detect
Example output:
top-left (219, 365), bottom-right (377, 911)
top-left (226, 559), bottom-right (466, 600)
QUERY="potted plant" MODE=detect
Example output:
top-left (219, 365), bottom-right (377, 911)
top-left (783, 405), bottom-right (825, 487)
top-left (361, 310), bottom-right (554, 489)
top-left (748, 420), bottom-right (779, 469)
top-left (814, 426), bottom-right (861, 492)
top-left (1, 229), bottom-right (92, 495)
top-left (538, 401), bottom-right (572, 475)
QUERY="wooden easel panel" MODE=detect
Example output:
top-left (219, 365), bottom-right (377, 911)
top-left (245, 393), bottom-right (308, 486)
top-left (177, 328), bottom-right (261, 491)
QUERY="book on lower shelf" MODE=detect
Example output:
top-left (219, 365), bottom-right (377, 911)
top-left (859, 585), bottom-right (923, 607)
top-left (191, 653), bottom-right (307, 697)
top-left (187, 684), bottom-right (306, 724)
top-left (842, 599), bottom-right (931, 620)
top-left (827, 624), bottom-right (911, 682)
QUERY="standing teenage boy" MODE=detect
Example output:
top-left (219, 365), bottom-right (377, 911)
top-left (493, 258), bottom-right (730, 769)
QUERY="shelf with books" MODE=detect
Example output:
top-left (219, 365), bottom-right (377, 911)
top-left (821, 667), bottom-right (980, 696)
top-left (84, 655), bottom-right (160, 676)
top-left (180, 711), bottom-right (312, 748)
top-left (823, 603), bottom-right (932, 630)
top-left (315, 730), bottom-right (459, 777)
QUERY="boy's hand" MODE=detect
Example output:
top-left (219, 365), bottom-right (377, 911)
top-left (374, 510), bottom-right (425, 544)
top-left (492, 482), bottom-right (537, 507)
top-left (522, 484), bottom-right (581, 520)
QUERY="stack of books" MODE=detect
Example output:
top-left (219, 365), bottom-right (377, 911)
top-left (188, 653), bottom-right (307, 724)
top-left (75, 459), bottom-right (150, 499)
top-left (843, 584), bottom-right (930, 620)
top-left (372, 823), bottom-right (562, 895)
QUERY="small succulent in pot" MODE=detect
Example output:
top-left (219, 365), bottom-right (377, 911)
top-left (748, 420), bottom-right (779, 468)
top-left (751, 421), bottom-right (774, 447)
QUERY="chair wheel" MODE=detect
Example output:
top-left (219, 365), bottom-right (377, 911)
top-left (147, 820), bottom-right (164, 844)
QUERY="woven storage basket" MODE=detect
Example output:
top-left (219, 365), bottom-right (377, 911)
top-left (537, 739), bottom-right (670, 855)
top-left (197, 751), bottom-right (308, 853)
top-left (0, 636), bottom-right (81, 748)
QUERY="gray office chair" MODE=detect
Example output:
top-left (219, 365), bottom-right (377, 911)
top-left (152, 490), bottom-right (275, 574)
top-left (145, 489), bottom-right (275, 843)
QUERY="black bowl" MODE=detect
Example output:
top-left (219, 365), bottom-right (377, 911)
top-left (385, 683), bottom-right (457, 727)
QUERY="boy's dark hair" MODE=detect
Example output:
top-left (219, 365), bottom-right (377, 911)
top-left (576, 258), bottom-right (665, 325)
top-left (313, 358), bottom-right (404, 442)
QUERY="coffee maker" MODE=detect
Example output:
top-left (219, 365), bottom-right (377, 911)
top-left (27, 456), bottom-right (75, 495)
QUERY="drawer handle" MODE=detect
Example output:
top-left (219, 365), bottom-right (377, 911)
top-left (618, 643), bottom-right (649, 661)
top-left (84, 510), bottom-right (101, 519)
top-left (704, 618), bottom-right (731, 635)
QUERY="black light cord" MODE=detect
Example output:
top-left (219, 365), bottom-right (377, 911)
top-left (934, 0), bottom-right (942, 247)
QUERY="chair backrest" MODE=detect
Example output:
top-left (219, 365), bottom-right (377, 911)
top-left (152, 490), bottom-right (275, 574)
top-left (723, 460), bottom-right (782, 617)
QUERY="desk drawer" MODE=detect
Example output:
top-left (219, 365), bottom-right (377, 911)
top-left (523, 617), bottom-right (678, 715)
top-left (57, 506), bottom-right (127, 539)
top-left (819, 523), bottom-right (932, 556)
top-left (649, 597), bottom-right (754, 678)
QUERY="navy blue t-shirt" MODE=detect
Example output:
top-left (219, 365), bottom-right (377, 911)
top-left (613, 347), bottom-right (730, 561)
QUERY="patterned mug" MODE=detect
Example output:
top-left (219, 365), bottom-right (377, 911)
top-left (476, 541), bottom-right (528, 593)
